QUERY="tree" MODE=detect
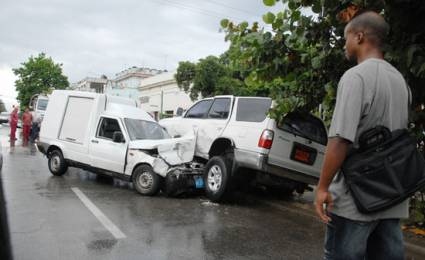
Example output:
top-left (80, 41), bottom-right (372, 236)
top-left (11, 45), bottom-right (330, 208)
top-left (175, 55), bottom-right (251, 101)
top-left (220, 0), bottom-right (424, 125)
top-left (13, 53), bottom-right (69, 109)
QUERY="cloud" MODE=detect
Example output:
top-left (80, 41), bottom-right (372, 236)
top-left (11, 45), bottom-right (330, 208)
top-left (0, 66), bottom-right (17, 99)
top-left (0, 0), bottom-right (286, 95)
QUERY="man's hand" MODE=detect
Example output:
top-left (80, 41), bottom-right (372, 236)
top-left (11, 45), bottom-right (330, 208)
top-left (314, 137), bottom-right (350, 224)
top-left (315, 188), bottom-right (333, 223)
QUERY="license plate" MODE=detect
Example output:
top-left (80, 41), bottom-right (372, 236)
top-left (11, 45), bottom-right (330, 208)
top-left (290, 142), bottom-right (317, 165)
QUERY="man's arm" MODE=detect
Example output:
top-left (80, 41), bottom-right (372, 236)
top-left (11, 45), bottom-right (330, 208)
top-left (315, 137), bottom-right (350, 223)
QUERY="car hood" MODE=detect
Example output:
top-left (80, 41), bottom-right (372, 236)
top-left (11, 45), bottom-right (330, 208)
top-left (128, 130), bottom-right (196, 165)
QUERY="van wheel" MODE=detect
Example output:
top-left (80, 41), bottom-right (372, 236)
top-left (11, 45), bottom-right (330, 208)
top-left (133, 165), bottom-right (161, 196)
top-left (48, 150), bottom-right (68, 176)
top-left (204, 155), bottom-right (233, 202)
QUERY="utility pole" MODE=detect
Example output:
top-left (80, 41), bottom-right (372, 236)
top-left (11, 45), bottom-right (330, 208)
top-left (160, 90), bottom-right (164, 119)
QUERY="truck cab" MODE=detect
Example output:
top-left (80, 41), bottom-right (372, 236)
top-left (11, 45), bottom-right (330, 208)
top-left (160, 95), bottom-right (328, 202)
top-left (29, 94), bottom-right (49, 121)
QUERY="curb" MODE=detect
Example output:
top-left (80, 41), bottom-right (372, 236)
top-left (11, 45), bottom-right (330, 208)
top-left (405, 242), bottom-right (425, 258)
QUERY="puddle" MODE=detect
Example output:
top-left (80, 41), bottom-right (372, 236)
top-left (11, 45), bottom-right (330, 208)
top-left (87, 238), bottom-right (117, 251)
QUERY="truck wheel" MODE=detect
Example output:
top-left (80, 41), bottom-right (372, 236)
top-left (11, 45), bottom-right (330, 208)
top-left (133, 165), bottom-right (161, 196)
top-left (48, 150), bottom-right (68, 176)
top-left (204, 155), bottom-right (233, 202)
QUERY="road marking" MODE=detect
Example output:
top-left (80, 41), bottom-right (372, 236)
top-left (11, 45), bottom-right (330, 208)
top-left (71, 187), bottom-right (126, 239)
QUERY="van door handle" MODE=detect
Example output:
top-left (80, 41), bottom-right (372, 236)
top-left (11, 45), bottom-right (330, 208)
top-left (91, 140), bottom-right (99, 144)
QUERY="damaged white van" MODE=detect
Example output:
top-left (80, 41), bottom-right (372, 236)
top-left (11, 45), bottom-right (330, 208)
top-left (38, 90), bottom-right (203, 196)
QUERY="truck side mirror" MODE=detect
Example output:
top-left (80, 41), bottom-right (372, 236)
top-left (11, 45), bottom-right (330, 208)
top-left (176, 107), bottom-right (183, 117)
top-left (112, 131), bottom-right (124, 143)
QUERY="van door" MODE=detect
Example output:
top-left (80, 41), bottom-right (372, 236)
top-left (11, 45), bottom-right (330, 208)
top-left (89, 116), bottom-right (127, 173)
top-left (59, 96), bottom-right (95, 162)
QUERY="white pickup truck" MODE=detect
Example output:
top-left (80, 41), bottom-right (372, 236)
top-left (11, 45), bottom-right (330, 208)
top-left (38, 90), bottom-right (202, 196)
top-left (160, 96), bottom-right (328, 201)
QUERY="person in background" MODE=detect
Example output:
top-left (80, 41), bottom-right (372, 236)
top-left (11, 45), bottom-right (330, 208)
top-left (9, 106), bottom-right (19, 148)
top-left (30, 109), bottom-right (41, 144)
top-left (22, 107), bottom-right (32, 147)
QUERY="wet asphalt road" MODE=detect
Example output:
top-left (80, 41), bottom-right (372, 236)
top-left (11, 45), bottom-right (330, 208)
top-left (0, 126), bottom-right (327, 260)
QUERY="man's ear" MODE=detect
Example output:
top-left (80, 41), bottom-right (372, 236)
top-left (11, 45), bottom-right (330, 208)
top-left (356, 32), bottom-right (365, 44)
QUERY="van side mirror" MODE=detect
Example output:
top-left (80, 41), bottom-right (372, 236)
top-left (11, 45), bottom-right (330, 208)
top-left (112, 131), bottom-right (124, 143)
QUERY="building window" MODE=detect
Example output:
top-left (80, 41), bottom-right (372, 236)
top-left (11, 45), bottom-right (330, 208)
top-left (140, 96), bottom-right (150, 104)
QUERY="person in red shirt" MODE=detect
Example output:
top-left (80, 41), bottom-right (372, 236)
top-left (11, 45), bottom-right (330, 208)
top-left (9, 106), bottom-right (19, 148)
top-left (22, 107), bottom-right (32, 147)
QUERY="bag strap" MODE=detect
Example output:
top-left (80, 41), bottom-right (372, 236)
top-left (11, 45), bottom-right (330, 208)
top-left (406, 83), bottom-right (412, 125)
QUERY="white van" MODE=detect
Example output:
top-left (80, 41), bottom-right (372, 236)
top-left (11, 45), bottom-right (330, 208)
top-left (0, 96), bottom-right (18, 124)
top-left (38, 90), bottom-right (199, 196)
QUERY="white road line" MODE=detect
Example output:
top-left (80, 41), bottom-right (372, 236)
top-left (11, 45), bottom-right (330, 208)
top-left (71, 187), bottom-right (126, 239)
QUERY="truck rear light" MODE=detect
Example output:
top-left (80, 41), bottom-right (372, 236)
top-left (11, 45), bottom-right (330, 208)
top-left (258, 130), bottom-right (274, 149)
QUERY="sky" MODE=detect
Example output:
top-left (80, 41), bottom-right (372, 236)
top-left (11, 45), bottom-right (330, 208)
top-left (0, 0), bottom-right (285, 100)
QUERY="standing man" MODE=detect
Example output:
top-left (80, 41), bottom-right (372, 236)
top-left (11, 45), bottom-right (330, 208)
top-left (315, 12), bottom-right (409, 259)
top-left (9, 106), bottom-right (19, 148)
top-left (22, 107), bottom-right (32, 147)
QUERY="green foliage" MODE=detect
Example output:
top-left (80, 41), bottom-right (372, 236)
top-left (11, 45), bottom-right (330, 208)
top-left (13, 53), bottom-right (69, 109)
top-left (220, 0), bottom-right (425, 129)
top-left (175, 55), bottom-right (249, 101)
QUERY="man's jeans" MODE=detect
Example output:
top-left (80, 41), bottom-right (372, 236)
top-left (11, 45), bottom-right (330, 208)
top-left (324, 213), bottom-right (404, 260)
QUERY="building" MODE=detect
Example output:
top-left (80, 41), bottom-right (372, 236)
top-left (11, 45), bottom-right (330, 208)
top-left (69, 76), bottom-right (108, 93)
top-left (105, 67), bottom-right (165, 100)
top-left (138, 71), bottom-right (194, 120)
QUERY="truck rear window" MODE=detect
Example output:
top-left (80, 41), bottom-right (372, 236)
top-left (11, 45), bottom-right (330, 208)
top-left (236, 98), bottom-right (272, 122)
top-left (278, 112), bottom-right (328, 145)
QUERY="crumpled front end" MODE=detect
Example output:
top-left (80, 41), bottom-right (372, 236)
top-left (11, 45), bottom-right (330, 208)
top-left (126, 130), bottom-right (197, 177)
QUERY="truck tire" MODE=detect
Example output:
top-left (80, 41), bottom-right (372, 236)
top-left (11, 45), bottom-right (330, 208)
top-left (133, 165), bottom-right (161, 196)
top-left (204, 155), bottom-right (233, 202)
top-left (48, 149), bottom-right (68, 176)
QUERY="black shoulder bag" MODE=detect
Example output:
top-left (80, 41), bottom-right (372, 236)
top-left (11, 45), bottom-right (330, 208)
top-left (341, 126), bottom-right (425, 213)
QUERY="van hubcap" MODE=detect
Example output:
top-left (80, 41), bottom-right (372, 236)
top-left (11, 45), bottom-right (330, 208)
top-left (137, 172), bottom-right (153, 189)
top-left (207, 165), bottom-right (222, 192)
top-left (50, 155), bottom-right (60, 172)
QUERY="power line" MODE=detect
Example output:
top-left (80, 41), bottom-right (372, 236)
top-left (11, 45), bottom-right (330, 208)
top-left (206, 0), bottom-right (258, 16)
top-left (153, 0), bottom-right (245, 22)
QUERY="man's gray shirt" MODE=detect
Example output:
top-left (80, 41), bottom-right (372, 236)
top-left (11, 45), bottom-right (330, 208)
top-left (329, 58), bottom-right (410, 221)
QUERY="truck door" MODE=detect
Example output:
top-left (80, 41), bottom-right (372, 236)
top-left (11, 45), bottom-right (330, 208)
top-left (89, 116), bottom-right (127, 174)
top-left (197, 97), bottom-right (233, 157)
top-left (268, 112), bottom-right (327, 179)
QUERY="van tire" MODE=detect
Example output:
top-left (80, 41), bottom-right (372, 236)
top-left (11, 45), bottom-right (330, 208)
top-left (48, 150), bottom-right (68, 176)
top-left (133, 165), bottom-right (161, 196)
top-left (204, 155), bottom-right (233, 202)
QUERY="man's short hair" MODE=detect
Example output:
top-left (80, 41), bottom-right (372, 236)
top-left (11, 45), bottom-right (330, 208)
top-left (348, 11), bottom-right (389, 50)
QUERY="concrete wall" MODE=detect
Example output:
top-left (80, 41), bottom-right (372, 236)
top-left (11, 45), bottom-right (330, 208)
top-left (139, 72), bottom-right (194, 120)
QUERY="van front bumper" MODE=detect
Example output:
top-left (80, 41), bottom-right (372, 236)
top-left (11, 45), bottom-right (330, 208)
top-left (36, 142), bottom-right (48, 155)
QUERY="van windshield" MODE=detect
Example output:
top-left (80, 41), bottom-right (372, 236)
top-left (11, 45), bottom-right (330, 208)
top-left (37, 99), bottom-right (48, 111)
top-left (124, 118), bottom-right (170, 141)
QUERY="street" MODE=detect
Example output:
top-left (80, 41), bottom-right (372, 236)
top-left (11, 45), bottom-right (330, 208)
top-left (1, 125), bottom-right (424, 260)
top-left (0, 125), bottom-right (328, 259)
